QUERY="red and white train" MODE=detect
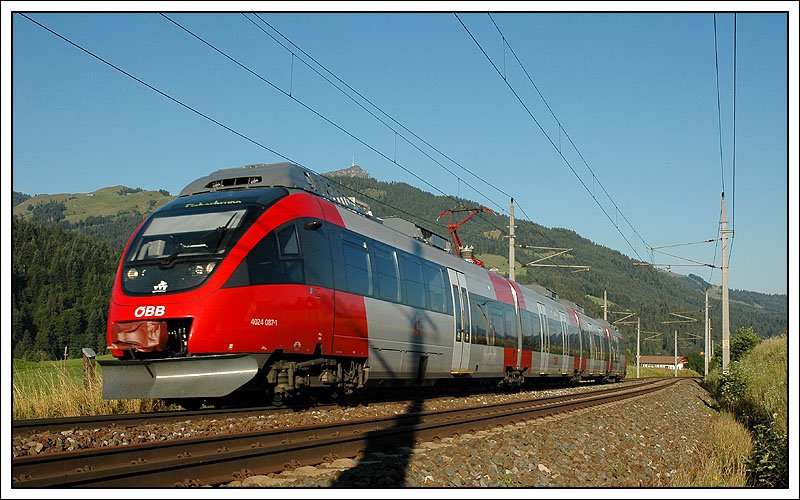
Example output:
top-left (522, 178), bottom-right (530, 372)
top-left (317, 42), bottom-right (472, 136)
top-left (101, 163), bottom-right (626, 406)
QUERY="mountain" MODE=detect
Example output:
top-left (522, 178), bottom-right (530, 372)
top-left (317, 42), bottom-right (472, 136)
top-left (327, 164), bottom-right (373, 179)
top-left (13, 186), bottom-right (174, 250)
top-left (11, 169), bottom-right (787, 360)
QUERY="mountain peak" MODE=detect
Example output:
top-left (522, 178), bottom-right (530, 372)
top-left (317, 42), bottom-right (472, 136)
top-left (326, 165), bottom-right (373, 179)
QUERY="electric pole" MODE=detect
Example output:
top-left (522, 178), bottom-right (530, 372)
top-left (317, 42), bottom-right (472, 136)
top-left (721, 193), bottom-right (731, 375)
top-left (674, 329), bottom-right (678, 377)
top-left (509, 198), bottom-right (515, 281)
top-left (637, 317), bottom-right (641, 379)
top-left (705, 288), bottom-right (710, 378)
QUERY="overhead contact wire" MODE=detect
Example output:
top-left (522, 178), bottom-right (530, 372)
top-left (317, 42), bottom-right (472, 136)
top-left (456, 14), bottom-right (644, 262)
top-left (18, 14), bottom-right (451, 236)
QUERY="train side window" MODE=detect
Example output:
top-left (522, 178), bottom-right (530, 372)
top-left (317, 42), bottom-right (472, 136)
top-left (504, 305), bottom-right (517, 348)
top-left (490, 304), bottom-right (504, 347)
top-left (549, 317), bottom-right (562, 355)
top-left (373, 242), bottom-right (400, 302)
top-left (471, 297), bottom-right (489, 345)
top-left (422, 262), bottom-right (449, 314)
top-left (530, 310), bottom-right (542, 352)
top-left (398, 253), bottom-right (426, 309)
top-left (341, 232), bottom-right (372, 296)
top-left (521, 310), bottom-right (534, 350)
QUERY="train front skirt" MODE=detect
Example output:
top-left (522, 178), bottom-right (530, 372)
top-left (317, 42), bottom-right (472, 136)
top-left (98, 354), bottom-right (260, 400)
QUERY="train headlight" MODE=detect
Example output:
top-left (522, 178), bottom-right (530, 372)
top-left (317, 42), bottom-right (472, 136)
top-left (189, 262), bottom-right (216, 276)
top-left (126, 268), bottom-right (139, 280)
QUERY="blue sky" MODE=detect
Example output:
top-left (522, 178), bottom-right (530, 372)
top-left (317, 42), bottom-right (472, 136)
top-left (5, 5), bottom-right (795, 295)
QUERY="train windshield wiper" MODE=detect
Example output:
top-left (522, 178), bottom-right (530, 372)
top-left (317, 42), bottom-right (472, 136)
top-left (160, 242), bottom-right (210, 268)
top-left (159, 213), bottom-right (239, 267)
top-left (209, 212), bottom-right (239, 252)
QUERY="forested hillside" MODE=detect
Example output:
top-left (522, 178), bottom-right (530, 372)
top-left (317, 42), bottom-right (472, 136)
top-left (12, 216), bottom-right (118, 360)
top-left (10, 168), bottom-right (787, 361)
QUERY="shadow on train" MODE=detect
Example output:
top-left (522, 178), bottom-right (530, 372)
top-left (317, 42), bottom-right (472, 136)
top-left (330, 309), bottom-right (433, 487)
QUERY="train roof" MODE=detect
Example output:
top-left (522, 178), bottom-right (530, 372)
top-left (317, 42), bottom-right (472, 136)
top-left (179, 162), bottom-right (372, 214)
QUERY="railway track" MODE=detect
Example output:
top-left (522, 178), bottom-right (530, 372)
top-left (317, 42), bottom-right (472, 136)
top-left (12, 378), bottom-right (677, 488)
top-left (13, 378), bottom-right (649, 437)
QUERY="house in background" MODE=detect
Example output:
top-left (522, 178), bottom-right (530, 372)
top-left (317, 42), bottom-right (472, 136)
top-left (639, 355), bottom-right (689, 370)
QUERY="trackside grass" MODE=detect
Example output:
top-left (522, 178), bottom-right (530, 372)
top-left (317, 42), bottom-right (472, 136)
top-left (701, 334), bottom-right (788, 487)
top-left (12, 357), bottom-right (167, 419)
top-left (670, 410), bottom-right (751, 487)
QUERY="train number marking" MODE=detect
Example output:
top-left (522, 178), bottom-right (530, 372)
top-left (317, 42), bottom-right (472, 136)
top-left (250, 318), bottom-right (278, 327)
top-left (134, 305), bottom-right (165, 318)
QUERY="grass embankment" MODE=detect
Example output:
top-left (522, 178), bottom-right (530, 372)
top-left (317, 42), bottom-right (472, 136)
top-left (12, 357), bottom-right (166, 419)
top-left (673, 334), bottom-right (787, 487)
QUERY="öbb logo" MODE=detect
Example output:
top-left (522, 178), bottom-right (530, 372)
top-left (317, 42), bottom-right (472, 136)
top-left (134, 305), bottom-right (166, 318)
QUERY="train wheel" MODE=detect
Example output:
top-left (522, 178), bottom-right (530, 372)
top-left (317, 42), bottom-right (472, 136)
top-left (271, 391), bottom-right (286, 407)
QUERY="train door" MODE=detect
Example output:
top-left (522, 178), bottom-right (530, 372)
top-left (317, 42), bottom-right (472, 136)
top-left (559, 312), bottom-right (570, 374)
top-left (447, 269), bottom-right (472, 373)
top-left (537, 303), bottom-right (550, 374)
top-left (509, 284), bottom-right (522, 369)
top-left (588, 327), bottom-right (597, 375)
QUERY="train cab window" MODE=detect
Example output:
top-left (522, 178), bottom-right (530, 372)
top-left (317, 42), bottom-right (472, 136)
top-left (342, 233), bottom-right (372, 296)
top-left (297, 218), bottom-right (333, 289)
top-left (241, 222), bottom-right (304, 285)
top-left (398, 253), bottom-right (426, 309)
top-left (278, 225), bottom-right (300, 256)
top-left (373, 243), bottom-right (400, 302)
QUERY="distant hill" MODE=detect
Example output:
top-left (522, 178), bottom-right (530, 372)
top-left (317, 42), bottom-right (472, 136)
top-left (12, 168), bottom-right (787, 361)
top-left (13, 186), bottom-right (174, 250)
top-left (12, 191), bottom-right (31, 207)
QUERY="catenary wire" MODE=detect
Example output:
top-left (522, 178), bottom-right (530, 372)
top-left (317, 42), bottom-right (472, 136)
top-left (245, 13), bottom-right (509, 219)
top-left (729, 13), bottom-right (737, 264)
top-left (245, 14), bottom-right (559, 248)
top-left (18, 13), bottom-right (469, 239)
top-left (455, 14), bottom-right (645, 263)
top-left (160, 14), bottom-right (526, 244)
top-left (487, 14), bottom-right (652, 252)
top-left (713, 14), bottom-right (727, 195)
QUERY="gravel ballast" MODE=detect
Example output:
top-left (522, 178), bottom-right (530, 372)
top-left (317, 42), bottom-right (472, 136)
top-left (221, 378), bottom-right (715, 488)
top-left (13, 378), bottom-right (716, 488)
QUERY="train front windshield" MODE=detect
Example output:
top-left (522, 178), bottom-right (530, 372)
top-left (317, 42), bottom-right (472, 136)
top-left (122, 205), bottom-right (261, 295)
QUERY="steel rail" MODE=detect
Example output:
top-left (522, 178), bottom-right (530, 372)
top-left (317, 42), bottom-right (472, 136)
top-left (12, 379), bottom-right (648, 437)
top-left (12, 379), bottom-right (677, 487)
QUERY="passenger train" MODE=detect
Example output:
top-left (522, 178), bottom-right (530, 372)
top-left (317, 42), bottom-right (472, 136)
top-left (100, 163), bottom-right (627, 406)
